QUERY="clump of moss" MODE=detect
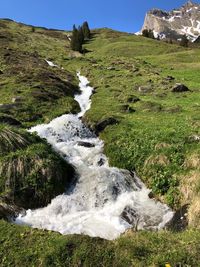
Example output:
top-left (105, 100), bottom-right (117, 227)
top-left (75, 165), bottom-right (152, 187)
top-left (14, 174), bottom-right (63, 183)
top-left (0, 126), bottom-right (75, 211)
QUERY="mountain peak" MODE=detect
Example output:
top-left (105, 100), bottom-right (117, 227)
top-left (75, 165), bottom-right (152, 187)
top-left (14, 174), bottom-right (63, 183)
top-left (141, 1), bottom-right (200, 42)
top-left (184, 0), bottom-right (195, 6)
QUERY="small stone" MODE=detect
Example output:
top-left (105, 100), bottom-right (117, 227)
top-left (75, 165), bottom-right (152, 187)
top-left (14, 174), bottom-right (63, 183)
top-left (121, 206), bottom-right (138, 225)
top-left (172, 84), bottom-right (190, 93)
top-left (127, 96), bottom-right (140, 103)
top-left (95, 117), bottom-right (118, 133)
top-left (138, 85), bottom-right (153, 93)
top-left (97, 158), bottom-right (105, 166)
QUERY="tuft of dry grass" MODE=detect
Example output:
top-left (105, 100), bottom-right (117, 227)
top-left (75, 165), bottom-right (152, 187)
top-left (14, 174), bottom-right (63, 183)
top-left (0, 127), bottom-right (30, 155)
top-left (145, 154), bottom-right (170, 167)
top-left (188, 195), bottom-right (200, 229)
top-left (184, 153), bottom-right (200, 169)
top-left (154, 142), bottom-right (171, 150)
top-left (180, 171), bottom-right (200, 202)
top-left (180, 170), bottom-right (200, 227)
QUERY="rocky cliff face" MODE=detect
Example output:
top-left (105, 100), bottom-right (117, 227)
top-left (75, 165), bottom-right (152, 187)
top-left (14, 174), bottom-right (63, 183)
top-left (141, 1), bottom-right (200, 41)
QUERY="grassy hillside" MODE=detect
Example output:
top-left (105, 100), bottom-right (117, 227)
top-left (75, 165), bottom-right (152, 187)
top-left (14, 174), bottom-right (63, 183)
top-left (0, 19), bottom-right (80, 128)
top-left (64, 28), bottom-right (200, 226)
top-left (0, 22), bottom-right (199, 266)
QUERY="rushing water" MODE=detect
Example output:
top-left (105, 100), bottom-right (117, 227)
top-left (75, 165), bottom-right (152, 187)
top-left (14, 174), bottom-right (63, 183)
top-left (15, 73), bottom-right (173, 240)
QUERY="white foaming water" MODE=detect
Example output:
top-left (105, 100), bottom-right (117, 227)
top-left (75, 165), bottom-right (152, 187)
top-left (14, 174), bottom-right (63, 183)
top-left (15, 73), bottom-right (174, 240)
top-left (75, 73), bottom-right (93, 117)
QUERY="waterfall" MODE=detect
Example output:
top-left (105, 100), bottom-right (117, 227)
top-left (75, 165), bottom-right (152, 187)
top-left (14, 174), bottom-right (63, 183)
top-left (15, 73), bottom-right (173, 240)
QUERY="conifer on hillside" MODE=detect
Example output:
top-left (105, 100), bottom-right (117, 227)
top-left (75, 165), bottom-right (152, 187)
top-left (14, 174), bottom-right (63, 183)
top-left (70, 25), bottom-right (82, 52)
top-left (180, 34), bottom-right (189, 47)
top-left (78, 26), bottom-right (84, 44)
top-left (70, 22), bottom-right (91, 53)
top-left (82, 21), bottom-right (90, 39)
top-left (142, 29), bottom-right (155, 39)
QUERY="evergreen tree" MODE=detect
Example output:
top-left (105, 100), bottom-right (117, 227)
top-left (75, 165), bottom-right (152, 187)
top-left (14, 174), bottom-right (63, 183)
top-left (82, 21), bottom-right (90, 39)
top-left (70, 25), bottom-right (82, 52)
top-left (70, 22), bottom-right (91, 53)
top-left (142, 29), bottom-right (155, 39)
top-left (180, 34), bottom-right (189, 47)
top-left (142, 29), bottom-right (149, 38)
top-left (78, 26), bottom-right (84, 44)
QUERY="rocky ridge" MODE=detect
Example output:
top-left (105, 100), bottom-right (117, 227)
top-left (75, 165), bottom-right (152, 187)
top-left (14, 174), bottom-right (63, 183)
top-left (141, 1), bottom-right (200, 41)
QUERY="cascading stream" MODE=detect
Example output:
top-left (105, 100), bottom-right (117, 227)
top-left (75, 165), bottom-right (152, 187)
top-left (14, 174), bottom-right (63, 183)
top-left (15, 73), bottom-right (173, 240)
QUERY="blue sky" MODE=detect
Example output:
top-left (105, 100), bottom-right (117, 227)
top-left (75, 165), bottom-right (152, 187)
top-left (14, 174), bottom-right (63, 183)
top-left (0, 0), bottom-right (200, 32)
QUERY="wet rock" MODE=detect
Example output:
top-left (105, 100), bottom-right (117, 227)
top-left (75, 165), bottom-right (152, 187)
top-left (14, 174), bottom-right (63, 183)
top-left (172, 84), bottom-right (190, 93)
top-left (129, 171), bottom-right (142, 190)
top-left (95, 117), bottom-right (118, 133)
top-left (148, 191), bottom-right (154, 199)
top-left (77, 141), bottom-right (95, 148)
top-left (0, 200), bottom-right (25, 220)
top-left (166, 204), bottom-right (188, 231)
top-left (112, 185), bottom-right (121, 197)
top-left (97, 158), bottom-right (105, 166)
top-left (121, 206), bottom-right (138, 225)
top-left (0, 115), bottom-right (21, 126)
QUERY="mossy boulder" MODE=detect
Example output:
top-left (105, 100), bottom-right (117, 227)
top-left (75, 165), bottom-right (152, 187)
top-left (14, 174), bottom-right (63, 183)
top-left (94, 117), bottom-right (119, 133)
top-left (0, 126), bottom-right (75, 215)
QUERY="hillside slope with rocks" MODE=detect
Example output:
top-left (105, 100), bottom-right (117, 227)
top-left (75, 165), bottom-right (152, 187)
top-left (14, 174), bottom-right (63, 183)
top-left (0, 18), bottom-right (199, 266)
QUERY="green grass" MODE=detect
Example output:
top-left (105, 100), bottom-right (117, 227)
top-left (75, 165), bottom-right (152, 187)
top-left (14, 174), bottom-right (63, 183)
top-left (0, 19), bottom-right (80, 127)
top-left (0, 22), bottom-right (200, 266)
top-left (64, 28), bottom-right (200, 213)
top-left (0, 220), bottom-right (200, 266)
